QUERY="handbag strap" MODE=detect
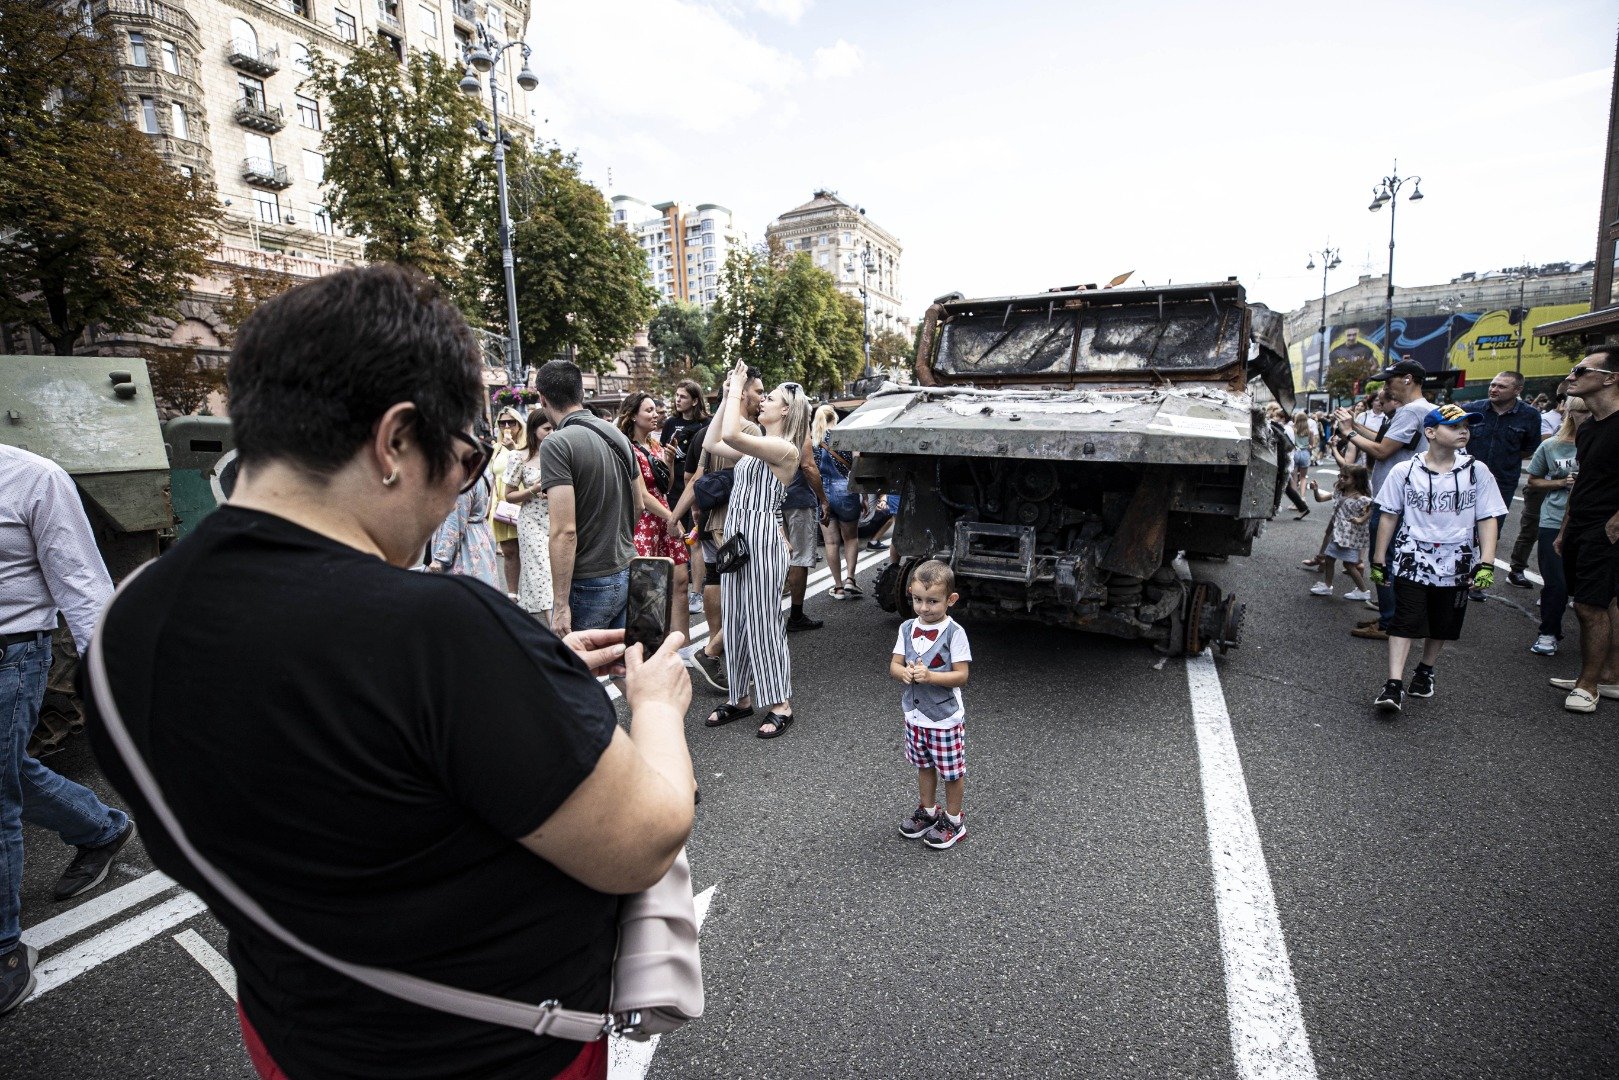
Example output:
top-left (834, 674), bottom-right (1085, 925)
top-left (87, 563), bottom-right (616, 1043)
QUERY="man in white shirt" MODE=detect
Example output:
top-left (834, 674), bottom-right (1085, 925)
top-left (0, 445), bottom-right (135, 1013)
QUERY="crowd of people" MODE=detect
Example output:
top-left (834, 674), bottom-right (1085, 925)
top-left (1276, 352), bottom-right (1619, 715)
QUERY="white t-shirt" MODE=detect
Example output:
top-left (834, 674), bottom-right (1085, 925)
top-left (1541, 408), bottom-right (1562, 437)
top-left (892, 615), bottom-right (973, 729)
top-left (1370, 397), bottom-right (1432, 496)
top-left (1374, 452), bottom-right (1508, 586)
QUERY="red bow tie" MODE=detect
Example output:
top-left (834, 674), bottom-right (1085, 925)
top-left (914, 628), bottom-right (939, 642)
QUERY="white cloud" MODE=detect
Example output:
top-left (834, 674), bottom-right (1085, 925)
top-left (811, 39), bottom-right (862, 80)
top-left (754, 0), bottom-right (811, 23)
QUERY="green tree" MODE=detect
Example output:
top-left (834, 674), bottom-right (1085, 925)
top-left (705, 246), bottom-right (862, 393)
top-left (1324, 355), bottom-right (1377, 399)
top-left (493, 142), bottom-right (657, 371)
top-left (306, 43), bottom-right (489, 292)
top-left (648, 300), bottom-right (708, 375)
top-left (0, 4), bottom-right (219, 355)
top-left (870, 327), bottom-right (915, 376)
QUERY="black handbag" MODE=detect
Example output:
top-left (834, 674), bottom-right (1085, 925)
top-left (637, 444), bottom-right (673, 496)
top-left (714, 532), bottom-right (750, 574)
top-left (693, 468), bottom-right (734, 511)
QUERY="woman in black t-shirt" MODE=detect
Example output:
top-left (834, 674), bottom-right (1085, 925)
top-left (87, 266), bottom-right (696, 1080)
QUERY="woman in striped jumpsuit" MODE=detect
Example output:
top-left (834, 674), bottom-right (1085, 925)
top-left (701, 359), bottom-right (813, 738)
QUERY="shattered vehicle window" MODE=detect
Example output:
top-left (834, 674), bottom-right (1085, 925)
top-left (934, 300), bottom-right (1243, 376)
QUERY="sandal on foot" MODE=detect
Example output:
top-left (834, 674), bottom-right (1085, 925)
top-left (757, 711), bottom-right (794, 739)
top-left (704, 703), bottom-right (754, 728)
top-left (843, 580), bottom-right (863, 596)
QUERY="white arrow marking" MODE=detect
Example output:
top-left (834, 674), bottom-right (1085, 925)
top-left (608, 884), bottom-right (716, 1080)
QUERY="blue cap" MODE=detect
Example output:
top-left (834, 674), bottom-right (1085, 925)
top-left (1423, 404), bottom-right (1480, 428)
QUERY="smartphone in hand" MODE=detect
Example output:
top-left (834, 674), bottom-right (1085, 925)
top-left (625, 556), bottom-right (675, 656)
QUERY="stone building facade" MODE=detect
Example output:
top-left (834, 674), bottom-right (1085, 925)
top-left (764, 190), bottom-right (907, 338)
top-left (24, 0), bottom-right (535, 360)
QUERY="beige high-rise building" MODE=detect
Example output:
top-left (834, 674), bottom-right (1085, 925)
top-left (62, 0), bottom-right (535, 355)
top-left (765, 190), bottom-right (907, 339)
top-left (610, 196), bottom-right (747, 309)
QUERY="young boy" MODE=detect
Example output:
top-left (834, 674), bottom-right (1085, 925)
top-left (1369, 404), bottom-right (1507, 712)
top-left (890, 560), bottom-right (972, 849)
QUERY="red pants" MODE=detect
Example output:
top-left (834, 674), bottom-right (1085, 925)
top-left (238, 1005), bottom-right (608, 1080)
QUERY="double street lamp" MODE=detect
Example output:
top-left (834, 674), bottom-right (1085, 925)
top-left (845, 240), bottom-right (877, 379)
top-left (1305, 246), bottom-right (1341, 390)
top-left (1368, 163), bottom-right (1424, 364)
top-left (460, 23), bottom-right (538, 388)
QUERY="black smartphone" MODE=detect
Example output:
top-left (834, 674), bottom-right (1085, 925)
top-left (625, 556), bottom-right (674, 656)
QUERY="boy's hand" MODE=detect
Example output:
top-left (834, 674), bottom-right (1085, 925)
top-left (911, 663), bottom-right (930, 685)
top-left (1472, 565), bottom-right (1495, 590)
top-left (1369, 563), bottom-right (1387, 585)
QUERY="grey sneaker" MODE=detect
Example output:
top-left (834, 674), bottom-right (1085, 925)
top-left (899, 805), bottom-right (940, 839)
top-left (0, 942), bottom-right (37, 1015)
top-left (690, 649), bottom-right (727, 693)
top-left (922, 814), bottom-right (966, 849)
top-left (53, 820), bottom-right (135, 901)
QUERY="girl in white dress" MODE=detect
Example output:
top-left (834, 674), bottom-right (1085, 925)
top-left (503, 411), bottom-right (555, 624)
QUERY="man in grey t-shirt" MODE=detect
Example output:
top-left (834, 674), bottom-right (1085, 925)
top-left (1334, 358), bottom-right (1431, 638)
top-left (536, 361), bottom-right (641, 634)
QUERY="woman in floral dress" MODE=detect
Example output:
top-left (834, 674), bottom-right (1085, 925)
top-left (503, 410), bottom-right (555, 625)
top-left (616, 392), bottom-right (692, 639)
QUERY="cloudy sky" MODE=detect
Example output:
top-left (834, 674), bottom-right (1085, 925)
top-left (523, 0), bottom-right (1615, 317)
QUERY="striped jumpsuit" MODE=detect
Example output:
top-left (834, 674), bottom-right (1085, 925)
top-left (722, 455), bottom-right (792, 708)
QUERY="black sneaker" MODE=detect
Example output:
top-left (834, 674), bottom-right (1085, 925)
top-left (1374, 680), bottom-right (1404, 713)
top-left (1507, 569), bottom-right (1533, 589)
top-left (0, 942), bottom-right (37, 1015)
top-left (785, 612), bottom-right (824, 632)
top-left (53, 820), bottom-right (136, 901)
top-left (690, 649), bottom-right (727, 693)
top-left (899, 805), bottom-right (940, 839)
top-left (1408, 667), bottom-right (1435, 698)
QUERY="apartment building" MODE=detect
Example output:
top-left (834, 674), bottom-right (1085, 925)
top-left (764, 189), bottom-right (906, 337)
top-left (73, 0), bottom-right (534, 354)
top-left (610, 196), bottom-right (746, 308)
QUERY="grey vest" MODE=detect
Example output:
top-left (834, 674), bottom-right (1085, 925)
top-left (900, 619), bottom-right (961, 723)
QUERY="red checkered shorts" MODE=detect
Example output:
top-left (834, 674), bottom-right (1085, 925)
top-left (904, 721), bottom-right (965, 780)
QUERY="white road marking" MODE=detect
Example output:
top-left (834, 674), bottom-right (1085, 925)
top-left (1493, 559), bottom-right (1544, 587)
top-left (1186, 650), bottom-right (1319, 1080)
top-left (20, 870), bottom-right (176, 951)
top-left (609, 884), bottom-right (716, 1080)
top-left (27, 891), bottom-right (209, 1002)
top-left (173, 928), bottom-right (237, 999)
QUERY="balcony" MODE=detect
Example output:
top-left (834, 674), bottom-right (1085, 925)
top-left (234, 95), bottom-right (285, 133)
top-left (91, 0), bottom-right (193, 34)
top-left (242, 157), bottom-right (291, 189)
top-left (453, 0), bottom-right (478, 27)
top-left (377, 2), bottom-right (402, 31)
top-left (226, 39), bottom-right (279, 77)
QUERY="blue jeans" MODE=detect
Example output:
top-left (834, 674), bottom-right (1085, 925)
top-left (570, 570), bottom-right (629, 631)
top-left (1538, 526), bottom-right (1569, 638)
top-left (1369, 504), bottom-right (1397, 629)
top-left (2, 636), bottom-right (127, 949)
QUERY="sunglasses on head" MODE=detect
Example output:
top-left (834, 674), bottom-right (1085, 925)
top-left (451, 431), bottom-right (494, 494)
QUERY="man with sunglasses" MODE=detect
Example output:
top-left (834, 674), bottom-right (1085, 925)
top-left (1550, 349), bottom-right (1619, 711)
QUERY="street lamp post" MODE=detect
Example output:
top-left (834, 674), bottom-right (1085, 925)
top-left (1305, 246), bottom-right (1341, 392)
top-left (845, 240), bottom-right (877, 379)
top-left (459, 23), bottom-right (538, 388)
top-left (1368, 162), bottom-right (1424, 364)
top-left (1499, 264), bottom-right (1541, 374)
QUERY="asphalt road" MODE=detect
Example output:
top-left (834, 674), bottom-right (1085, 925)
top-left (7, 488), bottom-right (1617, 1079)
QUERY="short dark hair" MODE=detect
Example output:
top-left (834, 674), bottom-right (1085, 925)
top-left (1584, 346), bottom-right (1616, 368)
top-left (1494, 370), bottom-right (1525, 389)
top-left (228, 264), bottom-right (481, 482)
top-left (912, 559), bottom-right (955, 593)
top-left (536, 360), bottom-right (583, 409)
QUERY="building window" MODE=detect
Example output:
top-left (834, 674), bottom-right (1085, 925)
top-left (160, 40), bottom-right (179, 73)
top-left (487, 4), bottom-right (504, 35)
top-left (170, 103), bottom-right (188, 139)
top-left (454, 26), bottom-right (471, 54)
top-left (303, 149), bottom-right (325, 183)
top-left (296, 94), bottom-right (321, 129)
top-left (179, 165), bottom-right (194, 179)
top-left (139, 96), bottom-right (159, 133)
top-left (334, 10), bottom-right (357, 42)
top-left (288, 0), bottom-right (312, 18)
top-left (253, 190), bottom-right (280, 224)
top-left (311, 203), bottom-right (332, 234)
top-left (419, 4), bottom-right (438, 36)
top-left (379, 31), bottom-right (403, 61)
top-left (798, 237), bottom-right (811, 250)
top-left (129, 32), bottom-right (148, 67)
top-left (239, 74), bottom-right (267, 108)
top-left (291, 42), bottom-right (311, 75)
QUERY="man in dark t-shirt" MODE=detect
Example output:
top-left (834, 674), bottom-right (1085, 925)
top-left (87, 508), bottom-right (621, 1079)
top-left (1554, 348), bottom-right (1619, 709)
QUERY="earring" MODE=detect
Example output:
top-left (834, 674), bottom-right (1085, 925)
top-left (382, 470), bottom-right (399, 487)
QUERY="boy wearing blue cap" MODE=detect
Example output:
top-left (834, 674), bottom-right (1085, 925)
top-left (1369, 403), bottom-right (1508, 712)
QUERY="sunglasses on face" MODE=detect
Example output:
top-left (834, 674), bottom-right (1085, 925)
top-left (1570, 365), bottom-right (1615, 379)
top-left (451, 430), bottom-right (494, 494)
top-left (498, 419), bottom-right (519, 427)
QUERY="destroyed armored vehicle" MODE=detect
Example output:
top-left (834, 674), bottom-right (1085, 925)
top-left (828, 280), bottom-right (1296, 655)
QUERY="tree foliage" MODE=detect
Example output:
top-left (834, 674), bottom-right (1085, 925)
top-left (306, 43), bottom-right (489, 293)
top-left (1324, 355), bottom-right (1378, 399)
top-left (870, 327), bottom-right (914, 376)
top-left (705, 245), bottom-right (863, 394)
top-left (492, 141), bottom-right (657, 372)
top-left (0, 3), bottom-right (219, 354)
top-left (143, 342), bottom-right (226, 418)
top-left (648, 300), bottom-right (708, 375)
